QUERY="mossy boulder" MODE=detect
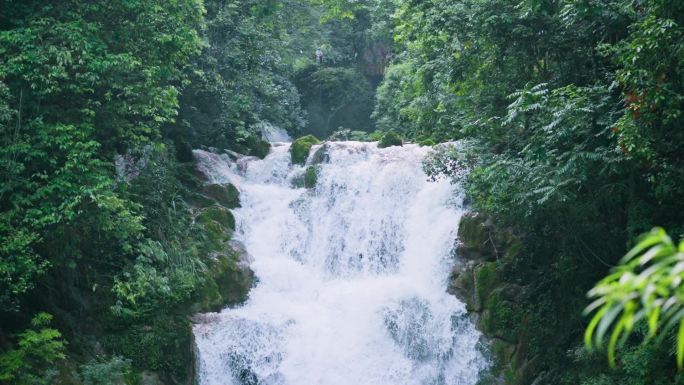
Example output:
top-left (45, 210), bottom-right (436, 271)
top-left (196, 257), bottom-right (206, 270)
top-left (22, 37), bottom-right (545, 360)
top-left (202, 183), bottom-right (240, 208)
top-left (191, 252), bottom-right (254, 313)
top-left (195, 206), bottom-right (235, 251)
top-left (190, 275), bottom-right (224, 313)
top-left (211, 249), bottom-right (255, 305)
top-left (190, 241), bottom-right (255, 313)
top-left (197, 206), bottom-right (235, 231)
top-left (177, 163), bottom-right (203, 190)
top-left (187, 192), bottom-right (216, 208)
top-left (203, 220), bottom-right (231, 250)
top-left (247, 137), bottom-right (271, 159)
top-left (378, 131), bottom-right (403, 148)
top-left (234, 135), bottom-right (271, 159)
top-left (304, 166), bottom-right (318, 189)
top-left (290, 135), bottom-right (321, 165)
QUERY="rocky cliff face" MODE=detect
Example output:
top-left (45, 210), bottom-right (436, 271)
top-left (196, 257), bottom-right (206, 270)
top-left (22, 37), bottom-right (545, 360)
top-left (449, 212), bottom-right (538, 385)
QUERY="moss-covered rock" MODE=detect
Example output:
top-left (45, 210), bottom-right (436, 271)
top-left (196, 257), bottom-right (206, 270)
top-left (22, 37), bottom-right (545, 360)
top-left (482, 290), bottom-right (521, 342)
top-left (190, 275), bottom-right (224, 314)
top-left (187, 192), bottom-right (217, 208)
top-left (247, 137), bottom-right (271, 159)
top-left (176, 163), bottom-right (203, 190)
top-left (448, 212), bottom-right (531, 385)
top-left (304, 166), bottom-right (318, 189)
top-left (448, 265), bottom-right (472, 296)
top-left (378, 131), bottom-right (403, 148)
top-left (290, 135), bottom-right (321, 165)
top-left (188, 239), bottom-right (255, 317)
top-left (457, 213), bottom-right (494, 261)
top-left (203, 219), bottom-right (232, 249)
top-left (211, 249), bottom-right (255, 305)
top-left (202, 183), bottom-right (240, 208)
top-left (234, 135), bottom-right (271, 159)
top-left (197, 206), bottom-right (235, 231)
top-left (475, 262), bottom-right (498, 305)
top-left (457, 212), bottom-right (522, 262)
top-left (190, 247), bottom-right (255, 313)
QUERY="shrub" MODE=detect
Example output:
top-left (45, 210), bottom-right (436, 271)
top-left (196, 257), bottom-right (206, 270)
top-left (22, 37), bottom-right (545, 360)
top-left (378, 131), bottom-right (403, 148)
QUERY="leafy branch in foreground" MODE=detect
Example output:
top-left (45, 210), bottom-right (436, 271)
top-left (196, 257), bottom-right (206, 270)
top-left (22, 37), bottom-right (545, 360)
top-left (585, 228), bottom-right (684, 368)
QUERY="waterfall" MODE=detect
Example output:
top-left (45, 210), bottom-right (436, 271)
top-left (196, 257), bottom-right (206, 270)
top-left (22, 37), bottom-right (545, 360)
top-left (259, 122), bottom-right (292, 144)
top-left (193, 142), bottom-right (489, 385)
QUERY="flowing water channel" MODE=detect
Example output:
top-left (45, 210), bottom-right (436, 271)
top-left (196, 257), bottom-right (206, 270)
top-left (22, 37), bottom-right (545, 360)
top-left (193, 140), bottom-right (488, 385)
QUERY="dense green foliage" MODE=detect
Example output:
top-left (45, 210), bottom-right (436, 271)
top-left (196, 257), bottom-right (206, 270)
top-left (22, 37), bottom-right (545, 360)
top-left (372, 0), bottom-right (684, 383)
top-left (168, 0), bottom-right (307, 157)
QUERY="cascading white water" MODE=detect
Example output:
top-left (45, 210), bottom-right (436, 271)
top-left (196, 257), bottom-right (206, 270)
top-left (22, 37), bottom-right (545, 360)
top-left (259, 123), bottom-right (292, 144)
top-left (193, 142), bottom-right (488, 385)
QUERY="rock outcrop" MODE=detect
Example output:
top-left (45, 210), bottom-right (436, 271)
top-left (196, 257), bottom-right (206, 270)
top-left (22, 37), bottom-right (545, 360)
top-left (449, 212), bottom-right (536, 384)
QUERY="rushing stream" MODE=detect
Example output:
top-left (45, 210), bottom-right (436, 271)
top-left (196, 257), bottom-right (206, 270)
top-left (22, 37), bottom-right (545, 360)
top-left (193, 141), bottom-right (488, 385)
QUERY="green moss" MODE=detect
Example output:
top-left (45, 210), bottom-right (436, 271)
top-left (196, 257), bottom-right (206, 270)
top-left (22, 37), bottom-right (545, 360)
top-left (418, 138), bottom-right (437, 147)
top-left (290, 135), bottom-right (321, 165)
top-left (197, 206), bottom-right (235, 231)
top-left (202, 183), bottom-right (240, 208)
top-left (196, 206), bottom-right (235, 252)
top-left (475, 262), bottom-right (498, 301)
top-left (482, 290), bottom-right (522, 341)
top-left (187, 192), bottom-right (216, 208)
top-left (189, 276), bottom-right (224, 313)
top-left (378, 131), bottom-right (403, 148)
top-left (458, 213), bottom-right (491, 260)
top-left (203, 220), bottom-right (231, 249)
top-left (503, 366), bottom-right (522, 385)
top-left (176, 163), bottom-right (203, 190)
top-left (211, 252), bottom-right (254, 305)
top-left (304, 166), bottom-right (318, 189)
top-left (504, 237), bottom-right (523, 260)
